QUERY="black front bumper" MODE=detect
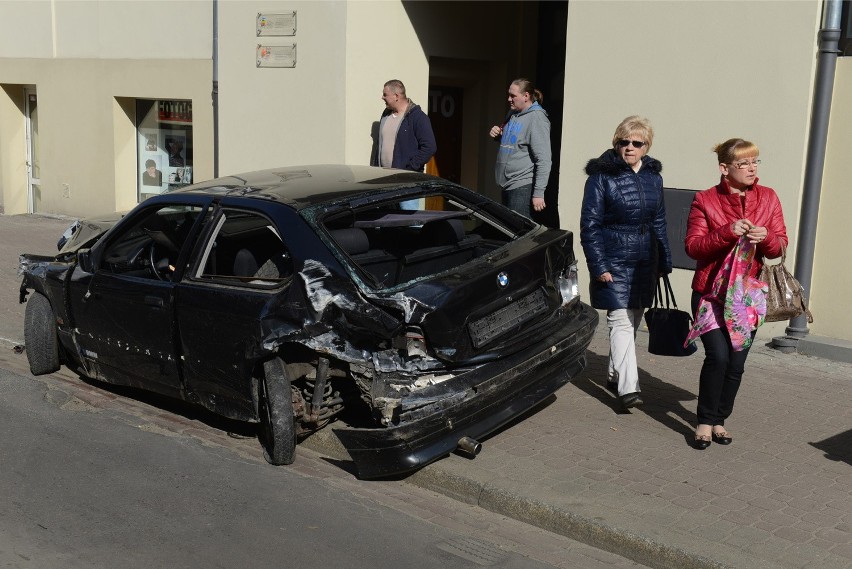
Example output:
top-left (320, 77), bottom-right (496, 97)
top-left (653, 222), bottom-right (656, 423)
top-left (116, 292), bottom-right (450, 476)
top-left (333, 302), bottom-right (599, 479)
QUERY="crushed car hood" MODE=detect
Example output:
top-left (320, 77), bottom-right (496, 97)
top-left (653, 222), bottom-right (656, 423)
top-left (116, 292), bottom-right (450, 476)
top-left (58, 214), bottom-right (124, 254)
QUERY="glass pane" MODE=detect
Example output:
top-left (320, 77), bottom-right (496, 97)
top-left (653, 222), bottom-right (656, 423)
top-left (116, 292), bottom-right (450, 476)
top-left (136, 99), bottom-right (193, 202)
top-left (29, 94), bottom-right (40, 180)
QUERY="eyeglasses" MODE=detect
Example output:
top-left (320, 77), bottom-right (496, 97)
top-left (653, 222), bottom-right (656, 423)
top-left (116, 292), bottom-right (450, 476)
top-left (617, 140), bottom-right (646, 148)
top-left (730, 159), bottom-right (761, 169)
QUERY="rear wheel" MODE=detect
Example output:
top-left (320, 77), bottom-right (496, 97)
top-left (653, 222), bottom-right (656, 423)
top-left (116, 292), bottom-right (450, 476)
top-left (259, 357), bottom-right (296, 465)
top-left (24, 292), bottom-right (60, 375)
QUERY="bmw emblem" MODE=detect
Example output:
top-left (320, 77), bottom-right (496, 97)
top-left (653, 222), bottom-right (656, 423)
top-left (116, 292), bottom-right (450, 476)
top-left (497, 272), bottom-right (509, 288)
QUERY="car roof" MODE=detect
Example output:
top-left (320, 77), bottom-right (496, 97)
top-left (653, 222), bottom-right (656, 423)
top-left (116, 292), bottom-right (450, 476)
top-left (169, 164), bottom-right (441, 210)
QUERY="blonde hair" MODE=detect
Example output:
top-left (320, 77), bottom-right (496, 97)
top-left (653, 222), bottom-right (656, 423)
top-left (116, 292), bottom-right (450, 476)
top-left (612, 115), bottom-right (654, 149)
top-left (713, 138), bottom-right (759, 164)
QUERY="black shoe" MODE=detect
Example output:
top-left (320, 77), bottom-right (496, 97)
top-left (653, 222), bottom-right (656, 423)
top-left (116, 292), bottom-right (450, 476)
top-left (693, 434), bottom-right (712, 450)
top-left (712, 431), bottom-right (733, 445)
top-left (606, 381), bottom-right (618, 394)
top-left (620, 392), bottom-right (643, 409)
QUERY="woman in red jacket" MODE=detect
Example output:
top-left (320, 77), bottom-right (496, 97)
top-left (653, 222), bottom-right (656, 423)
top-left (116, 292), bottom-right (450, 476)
top-left (684, 138), bottom-right (788, 449)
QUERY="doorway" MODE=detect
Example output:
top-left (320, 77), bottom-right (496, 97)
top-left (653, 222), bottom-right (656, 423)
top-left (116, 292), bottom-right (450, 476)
top-left (24, 88), bottom-right (40, 213)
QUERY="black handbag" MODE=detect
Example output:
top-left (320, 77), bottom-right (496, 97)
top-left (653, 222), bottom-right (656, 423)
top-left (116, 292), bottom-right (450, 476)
top-left (644, 274), bottom-right (697, 357)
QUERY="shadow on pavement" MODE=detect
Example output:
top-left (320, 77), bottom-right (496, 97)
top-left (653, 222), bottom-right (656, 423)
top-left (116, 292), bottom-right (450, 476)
top-left (810, 428), bottom-right (852, 465)
top-left (573, 350), bottom-right (698, 440)
top-left (72, 371), bottom-right (259, 438)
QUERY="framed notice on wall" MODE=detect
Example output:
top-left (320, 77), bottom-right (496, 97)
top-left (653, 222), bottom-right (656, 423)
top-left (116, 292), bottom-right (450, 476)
top-left (257, 44), bottom-right (296, 68)
top-left (257, 12), bottom-right (296, 36)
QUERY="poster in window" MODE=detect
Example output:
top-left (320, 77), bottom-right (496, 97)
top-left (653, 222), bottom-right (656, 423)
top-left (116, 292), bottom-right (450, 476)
top-left (138, 128), bottom-right (167, 194)
top-left (164, 133), bottom-right (186, 167)
top-left (142, 156), bottom-right (163, 187)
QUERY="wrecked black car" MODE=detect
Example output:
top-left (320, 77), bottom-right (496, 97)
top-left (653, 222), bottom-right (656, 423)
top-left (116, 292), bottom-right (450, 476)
top-left (19, 165), bottom-right (598, 478)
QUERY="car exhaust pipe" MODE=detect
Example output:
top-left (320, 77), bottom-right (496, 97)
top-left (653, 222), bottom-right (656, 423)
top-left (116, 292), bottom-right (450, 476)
top-left (456, 436), bottom-right (482, 457)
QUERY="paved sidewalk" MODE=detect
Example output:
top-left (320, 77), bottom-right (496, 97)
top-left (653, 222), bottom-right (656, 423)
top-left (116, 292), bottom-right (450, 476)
top-left (3, 214), bottom-right (850, 569)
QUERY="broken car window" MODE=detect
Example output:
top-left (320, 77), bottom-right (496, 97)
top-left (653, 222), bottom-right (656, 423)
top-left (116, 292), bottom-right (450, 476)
top-left (194, 208), bottom-right (293, 286)
top-left (99, 205), bottom-right (204, 280)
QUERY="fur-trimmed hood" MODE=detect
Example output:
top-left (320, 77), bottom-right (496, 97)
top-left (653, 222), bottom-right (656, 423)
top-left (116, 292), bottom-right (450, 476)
top-left (584, 149), bottom-right (662, 177)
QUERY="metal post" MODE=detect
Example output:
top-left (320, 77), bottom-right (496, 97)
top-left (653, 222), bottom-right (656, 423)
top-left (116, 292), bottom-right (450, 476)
top-left (212, 0), bottom-right (220, 178)
top-left (771, 0), bottom-right (842, 351)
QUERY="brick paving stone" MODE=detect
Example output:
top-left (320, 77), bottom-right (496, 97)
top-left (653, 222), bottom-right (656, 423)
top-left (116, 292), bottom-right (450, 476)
top-left (722, 526), bottom-right (772, 548)
top-left (830, 542), bottom-right (852, 560)
top-left (747, 494), bottom-right (787, 511)
top-left (774, 526), bottom-right (813, 543)
top-left (815, 527), bottom-right (852, 543)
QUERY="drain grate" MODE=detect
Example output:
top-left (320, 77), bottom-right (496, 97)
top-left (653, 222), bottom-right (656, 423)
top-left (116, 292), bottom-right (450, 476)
top-left (436, 537), bottom-right (507, 566)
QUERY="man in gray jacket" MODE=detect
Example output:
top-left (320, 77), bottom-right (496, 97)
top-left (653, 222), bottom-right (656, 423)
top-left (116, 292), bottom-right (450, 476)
top-left (489, 78), bottom-right (552, 217)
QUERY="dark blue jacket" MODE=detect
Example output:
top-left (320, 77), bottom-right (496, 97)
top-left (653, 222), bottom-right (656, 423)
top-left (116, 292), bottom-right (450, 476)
top-left (370, 102), bottom-right (436, 172)
top-left (580, 149), bottom-right (672, 310)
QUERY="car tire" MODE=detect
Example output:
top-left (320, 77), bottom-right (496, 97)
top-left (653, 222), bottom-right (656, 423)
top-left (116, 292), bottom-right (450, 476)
top-left (260, 357), bottom-right (296, 465)
top-left (24, 292), bottom-right (60, 376)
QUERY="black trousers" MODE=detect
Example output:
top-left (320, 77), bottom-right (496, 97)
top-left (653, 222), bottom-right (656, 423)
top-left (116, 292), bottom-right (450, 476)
top-left (691, 292), bottom-right (753, 426)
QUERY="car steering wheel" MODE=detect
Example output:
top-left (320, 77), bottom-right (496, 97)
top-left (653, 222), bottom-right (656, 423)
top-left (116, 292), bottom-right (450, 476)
top-left (148, 241), bottom-right (171, 281)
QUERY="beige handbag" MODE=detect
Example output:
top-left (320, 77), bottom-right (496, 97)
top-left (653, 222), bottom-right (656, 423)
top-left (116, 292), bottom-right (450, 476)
top-left (758, 247), bottom-right (813, 323)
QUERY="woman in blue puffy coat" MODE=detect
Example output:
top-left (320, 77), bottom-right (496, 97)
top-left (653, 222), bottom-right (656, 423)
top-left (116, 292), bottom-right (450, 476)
top-left (580, 116), bottom-right (672, 410)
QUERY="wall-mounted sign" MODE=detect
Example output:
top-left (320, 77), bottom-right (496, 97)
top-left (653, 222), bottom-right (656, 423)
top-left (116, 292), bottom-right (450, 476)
top-left (257, 44), bottom-right (297, 68)
top-left (257, 12), bottom-right (296, 36)
top-left (158, 100), bottom-right (192, 123)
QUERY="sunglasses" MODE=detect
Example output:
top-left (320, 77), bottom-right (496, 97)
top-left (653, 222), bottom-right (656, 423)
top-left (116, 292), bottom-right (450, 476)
top-left (617, 139), bottom-right (646, 148)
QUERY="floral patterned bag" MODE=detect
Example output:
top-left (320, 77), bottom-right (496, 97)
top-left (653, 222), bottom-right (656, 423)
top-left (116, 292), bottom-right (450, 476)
top-left (685, 237), bottom-right (768, 352)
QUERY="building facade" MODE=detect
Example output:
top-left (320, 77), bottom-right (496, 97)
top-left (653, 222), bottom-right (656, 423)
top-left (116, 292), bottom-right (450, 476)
top-left (1, 0), bottom-right (850, 343)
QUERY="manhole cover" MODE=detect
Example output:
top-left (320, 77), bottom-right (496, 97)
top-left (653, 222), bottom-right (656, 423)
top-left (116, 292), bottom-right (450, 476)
top-left (436, 537), bottom-right (506, 566)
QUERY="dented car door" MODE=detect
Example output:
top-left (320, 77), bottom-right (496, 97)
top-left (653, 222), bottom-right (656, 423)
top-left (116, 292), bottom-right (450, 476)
top-left (68, 201), bottom-right (208, 396)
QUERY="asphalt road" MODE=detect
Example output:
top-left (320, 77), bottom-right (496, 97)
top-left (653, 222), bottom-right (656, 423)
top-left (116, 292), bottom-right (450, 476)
top-left (0, 366), bottom-right (549, 568)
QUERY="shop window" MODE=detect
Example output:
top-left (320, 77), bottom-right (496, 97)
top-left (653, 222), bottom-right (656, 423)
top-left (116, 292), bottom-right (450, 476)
top-left (841, 0), bottom-right (852, 56)
top-left (136, 99), bottom-right (193, 201)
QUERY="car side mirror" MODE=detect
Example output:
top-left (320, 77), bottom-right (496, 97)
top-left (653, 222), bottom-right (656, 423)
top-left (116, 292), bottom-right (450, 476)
top-left (77, 249), bottom-right (94, 273)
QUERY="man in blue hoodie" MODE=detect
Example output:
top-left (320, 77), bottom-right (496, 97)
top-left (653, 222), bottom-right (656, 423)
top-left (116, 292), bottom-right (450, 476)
top-left (489, 79), bottom-right (552, 217)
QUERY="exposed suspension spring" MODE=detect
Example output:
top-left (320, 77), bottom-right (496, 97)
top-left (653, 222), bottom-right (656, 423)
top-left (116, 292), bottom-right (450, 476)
top-left (300, 356), bottom-right (344, 425)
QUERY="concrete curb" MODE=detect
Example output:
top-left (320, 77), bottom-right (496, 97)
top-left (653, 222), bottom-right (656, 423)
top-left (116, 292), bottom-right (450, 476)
top-left (408, 465), bottom-right (730, 569)
top-left (301, 428), bottom-right (730, 569)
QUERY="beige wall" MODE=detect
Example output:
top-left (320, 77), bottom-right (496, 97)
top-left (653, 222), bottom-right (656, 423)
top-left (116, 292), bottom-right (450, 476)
top-left (0, 59), bottom-right (212, 217)
top-left (343, 1), bottom-right (429, 167)
top-left (0, 0), bottom-right (211, 60)
top-left (0, 0), bottom-right (213, 216)
top-left (561, 0), bottom-right (822, 341)
top-left (811, 57), bottom-right (852, 340)
top-left (215, 1), bottom-right (431, 176)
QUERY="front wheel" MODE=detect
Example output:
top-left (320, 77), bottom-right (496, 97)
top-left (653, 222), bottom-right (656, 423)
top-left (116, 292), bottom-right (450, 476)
top-left (259, 357), bottom-right (296, 465)
top-left (24, 292), bottom-right (60, 375)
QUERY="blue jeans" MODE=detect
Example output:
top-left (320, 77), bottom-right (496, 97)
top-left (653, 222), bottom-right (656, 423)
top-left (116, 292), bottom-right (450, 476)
top-left (502, 184), bottom-right (532, 217)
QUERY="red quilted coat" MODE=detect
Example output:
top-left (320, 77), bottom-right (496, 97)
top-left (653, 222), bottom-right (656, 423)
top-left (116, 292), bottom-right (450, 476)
top-left (685, 176), bottom-right (788, 295)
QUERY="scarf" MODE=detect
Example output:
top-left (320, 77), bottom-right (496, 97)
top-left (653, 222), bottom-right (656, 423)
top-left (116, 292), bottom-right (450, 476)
top-left (685, 237), bottom-right (768, 351)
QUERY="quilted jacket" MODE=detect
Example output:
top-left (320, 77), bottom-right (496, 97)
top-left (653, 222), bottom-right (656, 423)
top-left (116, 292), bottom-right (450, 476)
top-left (685, 176), bottom-right (788, 295)
top-left (580, 149), bottom-right (672, 310)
